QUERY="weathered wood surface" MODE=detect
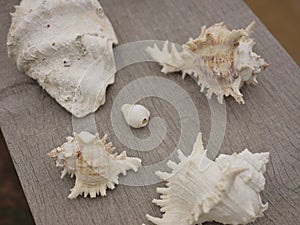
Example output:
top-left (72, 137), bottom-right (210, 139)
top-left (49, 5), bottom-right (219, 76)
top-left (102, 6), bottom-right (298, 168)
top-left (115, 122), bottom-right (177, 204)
top-left (0, 0), bottom-right (299, 224)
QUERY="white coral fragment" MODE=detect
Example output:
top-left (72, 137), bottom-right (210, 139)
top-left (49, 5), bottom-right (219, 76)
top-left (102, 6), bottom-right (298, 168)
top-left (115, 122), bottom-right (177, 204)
top-left (7, 0), bottom-right (118, 117)
top-left (146, 133), bottom-right (269, 225)
top-left (146, 22), bottom-right (268, 104)
top-left (48, 132), bottom-right (142, 199)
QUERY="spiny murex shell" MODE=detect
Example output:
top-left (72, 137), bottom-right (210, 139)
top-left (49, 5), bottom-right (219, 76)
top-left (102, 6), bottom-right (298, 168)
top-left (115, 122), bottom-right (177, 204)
top-left (48, 132), bottom-right (142, 199)
top-left (146, 133), bottom-right (269, 225)
top-left (146, 22), bottom-right (268, 104)
top-left (7, 0), bottom-right (118, 118)
top-left (121, 104), bottom-right (150, 128)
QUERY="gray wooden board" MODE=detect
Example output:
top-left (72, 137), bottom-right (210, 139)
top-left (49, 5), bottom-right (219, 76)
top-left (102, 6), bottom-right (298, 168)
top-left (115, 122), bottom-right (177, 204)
top-left (0, 0), bottom-right (299, 224)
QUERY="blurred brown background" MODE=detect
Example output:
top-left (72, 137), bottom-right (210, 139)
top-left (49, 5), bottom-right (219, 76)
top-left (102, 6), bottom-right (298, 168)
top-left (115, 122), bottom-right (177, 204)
top-left (245, 0), bottom-right (300, 66)
top-left (0, 0), bottom-right (299, 225)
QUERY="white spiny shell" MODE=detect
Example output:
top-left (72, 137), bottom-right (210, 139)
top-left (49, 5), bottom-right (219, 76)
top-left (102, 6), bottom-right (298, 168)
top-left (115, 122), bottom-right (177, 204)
top-left (121, 104), bottom-right (151, 128)
top-left (48, 132), bottom-right (142, 199)
top-left (7, 0), bottom-right (118, 117)
top-left (146, 22), bottom-right (268, 104)
top-left (146, 133), bottom-right (269, 225)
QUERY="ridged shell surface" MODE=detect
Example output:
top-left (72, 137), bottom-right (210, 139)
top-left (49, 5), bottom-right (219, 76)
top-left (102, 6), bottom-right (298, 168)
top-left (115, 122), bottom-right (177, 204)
top-left (48, 132), bottom-right (142, 199)
top-left (146, 133), bottom-right (269, 225)
top-left (146, 22), bottom-right (268, 104)
top-left (7, 0), bottom-right (118, 117)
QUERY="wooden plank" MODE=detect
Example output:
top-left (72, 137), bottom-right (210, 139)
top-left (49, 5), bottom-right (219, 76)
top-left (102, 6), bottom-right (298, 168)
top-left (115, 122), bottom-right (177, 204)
top-left (0, 0), bottom-right (299, 224)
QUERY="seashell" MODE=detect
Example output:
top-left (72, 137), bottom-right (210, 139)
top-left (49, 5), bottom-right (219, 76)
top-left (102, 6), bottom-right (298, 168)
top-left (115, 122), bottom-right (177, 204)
top-left (48, 131), bottom-right (142, 199)
top-left (146, 133), bottom-right (269, 225)
top-left (121, 104), bottom-right (150, 128)
top-left (146, 22), bottom-right (269, 104)
top-left (7, 0), bottom-right (118, 118)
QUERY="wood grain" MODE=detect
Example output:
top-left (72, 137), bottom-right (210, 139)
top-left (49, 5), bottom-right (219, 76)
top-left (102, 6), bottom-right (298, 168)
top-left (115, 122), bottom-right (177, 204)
top-left (0, 0), bottom-right (299, 224)
top-left (0, 130), bottom-right (34, 225)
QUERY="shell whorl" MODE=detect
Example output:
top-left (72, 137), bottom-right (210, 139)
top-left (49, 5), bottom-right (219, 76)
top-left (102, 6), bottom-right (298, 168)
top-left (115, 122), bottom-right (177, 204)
top-left (146, 133), bottom-right (269, 225)
top-left (146, 22), bottom-right (268, 104)
top-left (48, 132), bottom-right (142, 199)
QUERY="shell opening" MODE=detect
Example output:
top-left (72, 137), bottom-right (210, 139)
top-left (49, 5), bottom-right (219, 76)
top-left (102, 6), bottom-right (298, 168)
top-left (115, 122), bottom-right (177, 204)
top-left (142, 118), bottom-right (148, 126)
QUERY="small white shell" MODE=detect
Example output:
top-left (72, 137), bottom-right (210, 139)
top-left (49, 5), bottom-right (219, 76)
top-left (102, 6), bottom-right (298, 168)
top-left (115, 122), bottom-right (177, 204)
top-left (146, 133), bottom-right (269, 225)
top-left (48, 132), bottom-right (142, 199)
top-left (121, 104), bottom-right (150, 128)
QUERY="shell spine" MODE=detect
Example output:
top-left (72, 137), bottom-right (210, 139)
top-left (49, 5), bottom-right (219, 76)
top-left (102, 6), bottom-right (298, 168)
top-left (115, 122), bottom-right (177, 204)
top-left (48, 132), bottom-right (142, 199)
top-left (146, 133), bottom-right (269, 225)
top-left (146, 22), bottom-right (268, 104)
